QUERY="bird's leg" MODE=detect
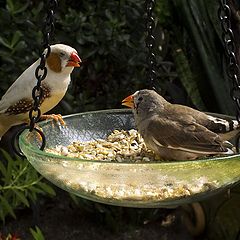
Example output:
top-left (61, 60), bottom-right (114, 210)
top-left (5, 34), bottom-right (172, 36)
top-left (24, 114), bottom-right (65, 141)
top-left (40, 114), bottom-right (65, 126)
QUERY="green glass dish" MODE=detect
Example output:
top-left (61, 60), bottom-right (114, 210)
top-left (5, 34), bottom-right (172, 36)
top-left (19, 109), bottom-right (240, 208)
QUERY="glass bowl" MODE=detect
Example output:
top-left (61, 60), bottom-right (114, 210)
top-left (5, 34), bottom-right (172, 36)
top-left (19, 109), bottom-right (240, 208)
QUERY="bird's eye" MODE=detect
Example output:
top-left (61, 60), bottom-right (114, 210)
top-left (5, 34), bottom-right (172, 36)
top-left (59, 52), bottom-right (65, 57)
top-left (138, 97), bottom-right (143, 101)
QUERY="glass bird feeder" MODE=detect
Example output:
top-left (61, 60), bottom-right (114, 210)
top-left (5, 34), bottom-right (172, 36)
top-left (17, 0), bottom-right (240, 208)
top-left (19, 109), bottom-right (240, 208)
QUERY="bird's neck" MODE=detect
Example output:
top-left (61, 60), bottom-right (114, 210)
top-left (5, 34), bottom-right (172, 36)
top-left (43, 67), bottom-right (72, 92)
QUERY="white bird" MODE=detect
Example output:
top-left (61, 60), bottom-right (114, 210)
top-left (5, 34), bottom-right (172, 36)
top-left (0, 43), bottom-right (81, 139)
top-left (122, 89), bottom-right (240, 160)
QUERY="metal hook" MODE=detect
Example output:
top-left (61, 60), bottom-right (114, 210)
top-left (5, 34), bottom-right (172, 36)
top-left (12, 126), bottom-right (46, 157)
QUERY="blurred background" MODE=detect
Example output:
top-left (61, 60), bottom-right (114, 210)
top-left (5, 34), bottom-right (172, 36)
top-left (0, 0), bottom-right (238, 116)
top-left (0, 0), bottom-right (240, 239)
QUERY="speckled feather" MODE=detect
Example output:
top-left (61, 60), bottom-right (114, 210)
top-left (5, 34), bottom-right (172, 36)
top-left (5, 83), bottom-right (51, 115)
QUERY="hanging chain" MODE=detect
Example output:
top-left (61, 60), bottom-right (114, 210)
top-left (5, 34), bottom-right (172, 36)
top-left (145, 0), bottom-right (157, 90)
top-left (29, 0), bottom-right (58, 133)
top-left (42, 0), bottom-right (58, 50)
top-left (13, 0), bottom-right (58, 156)
top-left (218, 0), bottom-right (240, 152)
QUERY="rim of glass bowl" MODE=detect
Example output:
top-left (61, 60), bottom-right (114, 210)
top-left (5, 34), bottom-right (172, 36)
top-left (19, 108), bottom-right (240, 165)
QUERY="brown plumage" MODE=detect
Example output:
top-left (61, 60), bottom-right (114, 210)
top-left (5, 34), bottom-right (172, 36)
top-left (122, 89), bottom-right (239, 160)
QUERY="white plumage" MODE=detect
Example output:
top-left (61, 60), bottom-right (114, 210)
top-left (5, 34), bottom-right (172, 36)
top-left (0, 44), bottom-right (81, 138)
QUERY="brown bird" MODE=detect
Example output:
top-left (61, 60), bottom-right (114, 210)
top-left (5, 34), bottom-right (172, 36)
top-left (0, 43), bottom-right (81, 139)
top-left (122, 89), bottom-right (239, 160)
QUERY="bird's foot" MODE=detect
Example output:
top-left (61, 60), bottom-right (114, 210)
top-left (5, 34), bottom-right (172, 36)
top-left (40, 114), bottom-right (65, 126)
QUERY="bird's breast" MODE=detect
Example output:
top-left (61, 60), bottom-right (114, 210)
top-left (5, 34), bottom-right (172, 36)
top-left (39, 74), bottom-right (70, 113)
top-left (40, 91), bottom-right (65, 114)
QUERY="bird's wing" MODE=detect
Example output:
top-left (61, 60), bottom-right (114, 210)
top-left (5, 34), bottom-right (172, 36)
top-left (0, 61), bottom-right (38, 114)
top-left (169, 104), bottom-right (240, 135)
top-left (144, 115), bottom-right (230, 154)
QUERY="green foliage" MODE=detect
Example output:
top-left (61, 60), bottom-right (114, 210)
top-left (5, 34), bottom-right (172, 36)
top-left (0, 0), bottom-right (43, 96)
top-left (160, 0), bottom-right (235, 114)
top-left (56, 0), bottom-right (151, 112)
top-left (0, 0), bottom-right (150, 115)
top-left (0, 150), bottom-right (55, 223)
top-left (0, 0), bottom-right (236, 114)
top-left (30, 226), bottom-right (45, 240)
top-left (172, 46), bottom-right (206, 110)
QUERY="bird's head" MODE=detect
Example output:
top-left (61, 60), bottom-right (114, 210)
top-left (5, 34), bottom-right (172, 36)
top-left (122, 89), bottom-right (168, 117)
top-left (45, 44), bottom-right (82, 74)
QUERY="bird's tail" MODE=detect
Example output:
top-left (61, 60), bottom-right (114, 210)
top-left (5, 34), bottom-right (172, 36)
top-left (224, 147), bottom-right (235, 155)
top-left (216, 118), bottom-right (240, 141)
top-left (222, 141), bottom-right (235, 155)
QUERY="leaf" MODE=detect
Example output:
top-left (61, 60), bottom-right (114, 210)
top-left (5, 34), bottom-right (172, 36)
top-left (4, 153), bottom-right (13, 184)
top-left (13, 1), bottom-right (29, 15)
top-left (30, 226), bottom-right (45, 240)
top-left (171, 0), bottom-right (235, 114)
top-left (1, 149), bottom-right (13, 162)
top-left (105, 9), bottom-right (113, 20)
top-left (0, 195), bottom-right (16, 219)
top-left (37, 182), bottom-right (55, 196)
top-left (0, 37), bottom-right (11, 49)
top-left (31, 2), bottom-right (44, 16)
top-left (13, 189), bottom-right (30, 207)
top-left (0, 161), bottom-right (7, 178)
top-left (11, 31), bottom-right (22, 48)
top-left (172, 46), bottom-right (206, 110)
top-left (28, 186), bottom-right (45, 195)
top-left (6, 0), bottom-right (14, 14)
top-left (68, 193), bottom-right (80, 205)
top-left (0, 207), bottom-right (5, 223)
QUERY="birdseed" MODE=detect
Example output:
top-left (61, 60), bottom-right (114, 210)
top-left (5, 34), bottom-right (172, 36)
top-left (46, 129), bottom-right (159, 162)
top-left (43, 129), bottom-right (220, 204)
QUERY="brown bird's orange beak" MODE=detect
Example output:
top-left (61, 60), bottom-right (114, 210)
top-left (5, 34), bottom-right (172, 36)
top-left (122, 95), bottom-right (134, 108)
top-left (67, 52), bottom-right (82, 67)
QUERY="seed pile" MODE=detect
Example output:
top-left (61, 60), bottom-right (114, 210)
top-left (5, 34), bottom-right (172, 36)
top-left (43, 129), bottom-right (220, 204)
top-left (47, 129), bottom-right (159, 162)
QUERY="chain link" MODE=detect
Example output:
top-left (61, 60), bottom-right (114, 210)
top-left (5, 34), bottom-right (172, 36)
top-left (218, 0), bottom-right (240, 151)
top-left (145, 0), bottom-right (157, 90)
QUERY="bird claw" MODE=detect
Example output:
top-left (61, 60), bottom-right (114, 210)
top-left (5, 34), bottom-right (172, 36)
top-left (40, 114), bottom-right (65, 126)
top-left (27, 114), bottom-right (65, 142)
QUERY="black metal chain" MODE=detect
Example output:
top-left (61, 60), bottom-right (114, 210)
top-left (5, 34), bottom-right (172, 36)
top-left (42, 0), bottom-right (58, 50)
top-left (218, 0), bottom-right (240, 152)
top-left (30, 0), bottom-right (58, 132)
top-left (13, 0), bottom-right (58, 156)
top-left (145, 0), bottom-right (157, 90)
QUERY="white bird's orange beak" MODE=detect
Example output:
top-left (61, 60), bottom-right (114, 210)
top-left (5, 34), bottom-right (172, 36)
top-left (67, 52), bottom-right (82, 67)
top-left (122, 95), bottom-right (134, 108)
